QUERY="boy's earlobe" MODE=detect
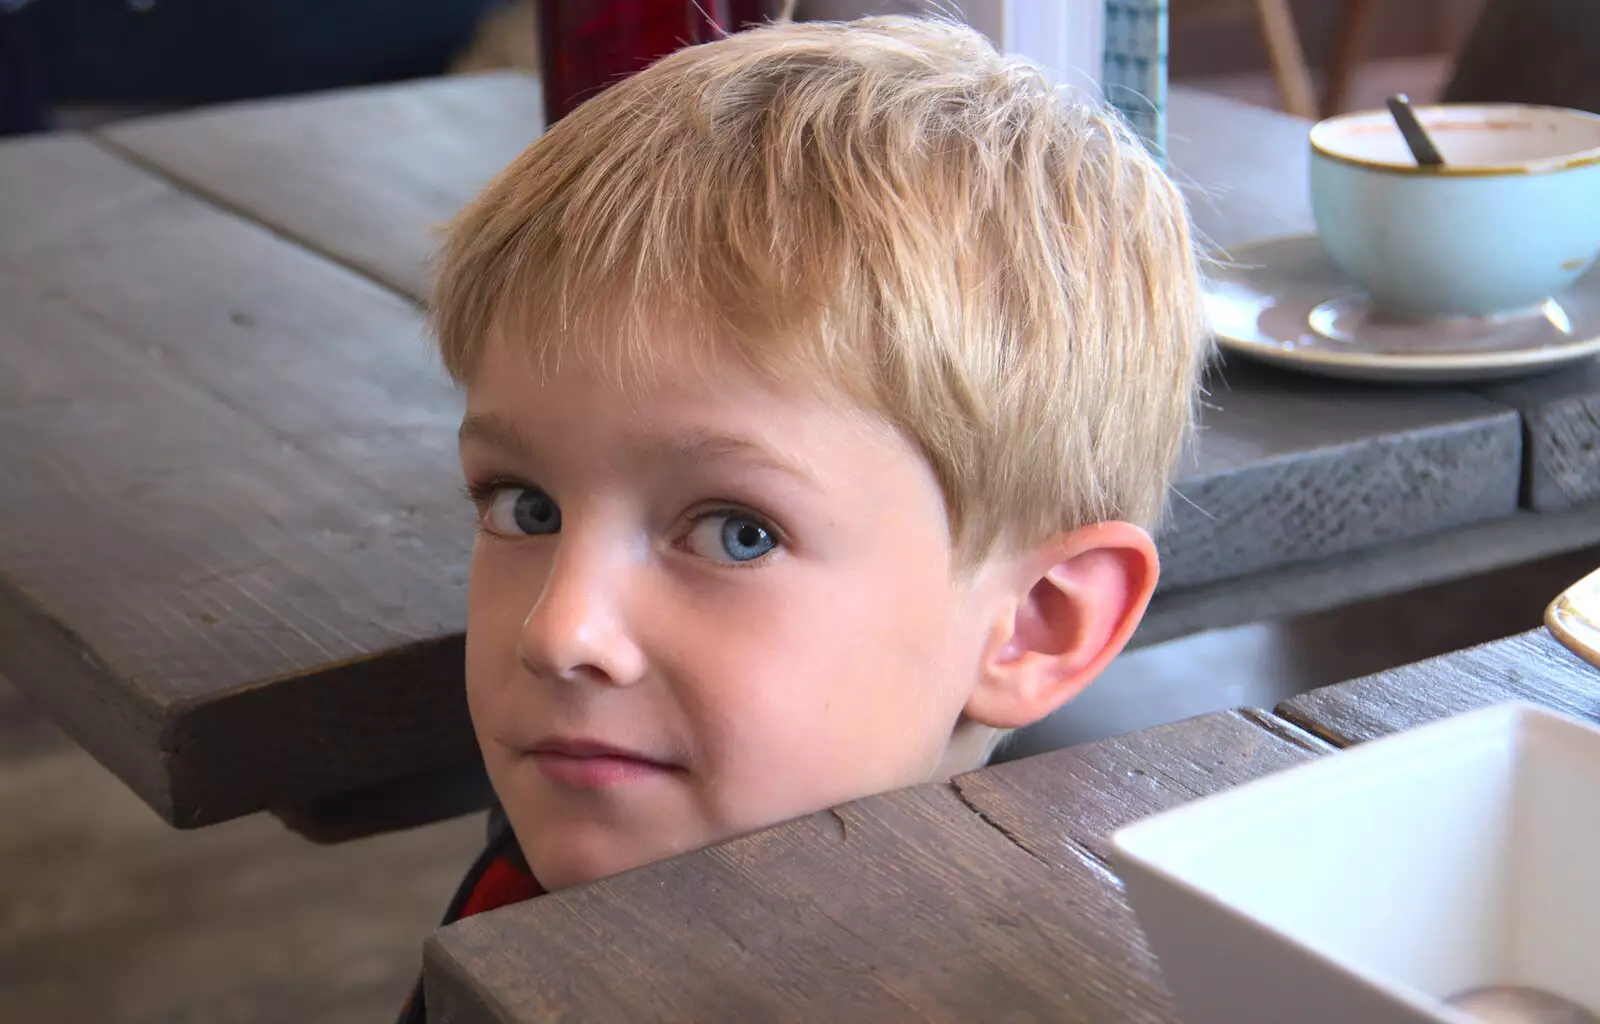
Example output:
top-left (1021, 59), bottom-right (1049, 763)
top-left (964, 523), bottom-right (1159, 730)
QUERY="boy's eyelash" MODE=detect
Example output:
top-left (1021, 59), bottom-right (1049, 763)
top-left (690, 505), bottom-right (784, 542)
top-left (460, 476), bottom-right (526, 506)
top-left (457, 484), bottom-right (784, 545)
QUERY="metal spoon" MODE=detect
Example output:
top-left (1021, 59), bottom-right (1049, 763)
top-left (1386, 93), bottom-right (1446, 167)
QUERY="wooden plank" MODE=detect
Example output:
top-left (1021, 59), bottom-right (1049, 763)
top-left (98, 71), bottom-right (544, 301)
top-left (97, 83), bottom-right (1292, 301)
top-left (1158, 361), bottom-right (1523, 591)
top-left (421, 640), bottom-right (1595, 1023)
top-left (1277, 628), bottom-right (1600, 748)
top-left (1473, 361), bottom-right (1600, 511)
top-left (421, 710), bottom-right (1333, 1023)
top-left (952, 708), bottom-right (1331, 866)
top-left (425, 783), bottom-right (1180, 1024)
top-left (1139, 501), bottom-right (1600, 647)
top-left (0, 134), bottom-right (477, 825)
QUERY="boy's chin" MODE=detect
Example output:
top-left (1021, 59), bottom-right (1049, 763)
top-left (524, 826), bottom-right (706, 892)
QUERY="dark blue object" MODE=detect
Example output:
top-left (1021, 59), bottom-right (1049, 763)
top-left (1, 6), bottom-right (50, 133)
top-left (7, 0), bottom-right (503, 111)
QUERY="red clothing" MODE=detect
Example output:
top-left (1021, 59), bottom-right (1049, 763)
top-left (456, 847), bottom-right (544, 919)
top-left (398, 806), bottom-right (542, 1024)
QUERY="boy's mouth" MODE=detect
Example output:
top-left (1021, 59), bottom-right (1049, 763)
top-left (524, 737), bottom-right (682, 790)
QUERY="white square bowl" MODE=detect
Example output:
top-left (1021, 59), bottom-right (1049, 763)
top-left (1110, 702), bottom-right (1600, 1024)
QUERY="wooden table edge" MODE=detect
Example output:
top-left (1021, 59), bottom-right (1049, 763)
top-left (1138, 501), bottom-right (1600, 649)
top-left (0, 576), bottom-right (174, 815)
top-left (420, 704), bottom-right (1332, 1022)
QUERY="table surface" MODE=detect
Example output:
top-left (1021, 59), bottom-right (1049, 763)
top-left (423, 628), bottom-right (1600, 1023)
top-left (2, 72), bottom-right (1597, 828)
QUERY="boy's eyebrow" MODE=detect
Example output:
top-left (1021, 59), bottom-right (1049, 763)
top-left (457, 412), bottom-right (533, 458)
top-left (459, 415), bottom-right (819, 488)
top-left (642, 428), bottom-right (821, 489)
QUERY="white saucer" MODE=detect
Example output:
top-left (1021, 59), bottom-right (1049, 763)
top-left (1205, 234), bottom-right (1600, 384)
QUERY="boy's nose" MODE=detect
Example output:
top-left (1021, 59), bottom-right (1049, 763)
top-left (516, 545), bottom-right (647, 688)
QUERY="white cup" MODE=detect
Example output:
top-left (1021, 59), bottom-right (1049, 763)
top-left (1309, 104), bottom-right (1600, 320)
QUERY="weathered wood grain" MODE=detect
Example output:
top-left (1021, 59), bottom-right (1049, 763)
top-left (1139, 502), bottom-right (1600, 647)
top-left (426, 784), bottom-right (1180, 1024)
top-left (1473, 360), bottom-right (1600, 511)
top-left (99, 71), bottom-right (544, 301)
top-left (424, 635), bottom-right (1600, 1023)
top-left (423, 708), bottom-right (1337, 1023)
top-left (1278, 628), bottom-right (1600, 748)
top-left (953, 708), bottom-right (1331, 866)
top-left (423, 636), bottom-right (1599, 1024)
top-left (97, 82), bottom-right (1298, 301)
top-left (1158, 361), bottom-right (1523, 590)
top-left (0, 134), bottom-right (476, 825)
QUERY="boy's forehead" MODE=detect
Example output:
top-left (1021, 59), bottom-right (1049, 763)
top-left (460, 327), bottom-right (931, 493)
top-left (464, 322), bottom-right (880, 438)
top-left (463, 321), bottom-right (756, 415)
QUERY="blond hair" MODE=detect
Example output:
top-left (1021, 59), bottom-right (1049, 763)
top-left (432, 15), bottom-right (1207, 564)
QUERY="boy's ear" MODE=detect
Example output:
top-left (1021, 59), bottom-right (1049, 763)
top-left (964, 522), bottom-right (1159, 730)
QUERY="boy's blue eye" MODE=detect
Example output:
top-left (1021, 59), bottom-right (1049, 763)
top-left (685, 513), bottom-right (778, 564)
top-left (484, 487), bottom-right (561, 537)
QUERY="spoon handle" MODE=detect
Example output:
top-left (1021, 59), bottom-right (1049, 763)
top-left (1386, 94), bottom-right (1445, 167)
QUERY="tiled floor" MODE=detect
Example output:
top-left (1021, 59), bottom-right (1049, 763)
top-left (0, 676), bottom-right (485, 1023)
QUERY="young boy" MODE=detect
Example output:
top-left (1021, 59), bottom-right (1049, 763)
top-left (400, 13), bottom-right (1204, 1021)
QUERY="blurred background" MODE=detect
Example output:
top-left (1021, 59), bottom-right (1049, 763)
top-left (0, 0), bottom-right (1505, 136)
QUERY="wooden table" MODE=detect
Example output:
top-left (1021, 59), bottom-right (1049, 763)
top-left (422, 628), bottom-right (1600, 1022)
top-left (0, 133), bottom-right (476, 828)
top-left (2, 73), bottom-right (1598, 832)
top-left (102, 79), bottom-right (1599, 600)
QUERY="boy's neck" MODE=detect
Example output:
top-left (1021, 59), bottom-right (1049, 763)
top-left (934, 719), bottom-right (998, 780)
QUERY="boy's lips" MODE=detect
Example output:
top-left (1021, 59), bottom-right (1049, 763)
top-left (522, 737), bottom-right (682, 790)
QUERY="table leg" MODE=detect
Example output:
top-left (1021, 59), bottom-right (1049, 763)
top-left (273, 760), bottom-right (494, 844)
top-left (1320, 0), bottom-right (1378, 116)
top-left (1253, 0), bottom-right (1318, 119)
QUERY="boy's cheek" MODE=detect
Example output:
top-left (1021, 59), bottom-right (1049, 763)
top-left (463, 573), bottom-right (533, 731)
top-left (466, 541), bottom-right (545, 645)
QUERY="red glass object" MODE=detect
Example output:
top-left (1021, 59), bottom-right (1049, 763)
top-left (537, 0), bottom-right (781, 125)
